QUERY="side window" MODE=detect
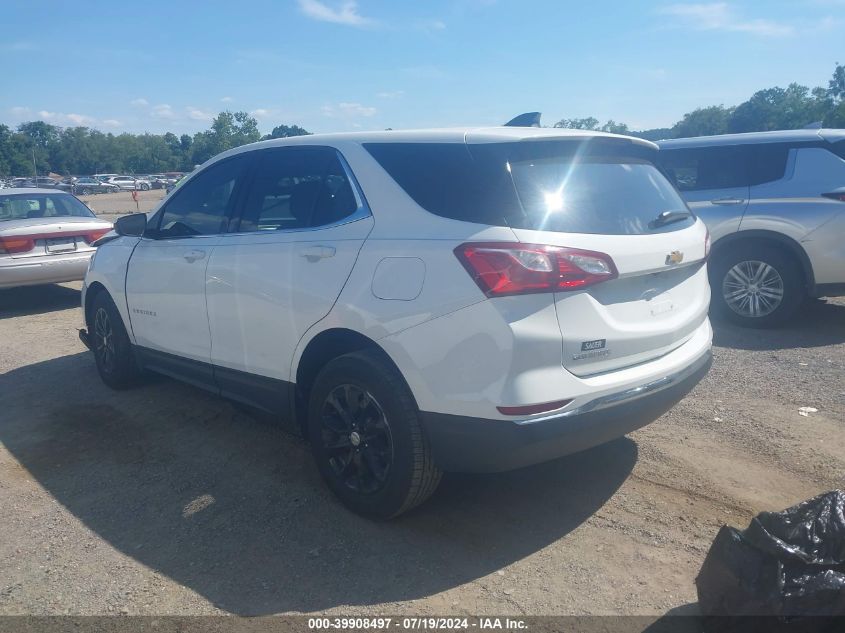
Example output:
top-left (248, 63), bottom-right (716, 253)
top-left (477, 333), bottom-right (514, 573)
top-left (236, 147), bottom-right (359, 232)
top-left (749, 144), bottom-right (790, 186)
top-left (156, 155), bottom-right (249, 238)
top-left (659, 147), bottom-right (749, 191)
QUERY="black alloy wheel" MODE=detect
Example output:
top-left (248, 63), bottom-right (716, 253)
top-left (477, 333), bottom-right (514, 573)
top-left (319, 383), bottom-right (394, 495)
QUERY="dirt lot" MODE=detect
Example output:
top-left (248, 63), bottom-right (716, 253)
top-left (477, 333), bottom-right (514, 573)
top-left (0, 282), bottom-right (843, 617)
top-left (77, 189), bottom-right (166, 223)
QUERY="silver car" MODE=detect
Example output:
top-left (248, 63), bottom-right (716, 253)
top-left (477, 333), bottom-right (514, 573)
top-left (0, 189), bottom-right (113, 289)
top-left (104, 176), bottom-right (152, 191)
top-left (657, 129), bottom-right (845, 327)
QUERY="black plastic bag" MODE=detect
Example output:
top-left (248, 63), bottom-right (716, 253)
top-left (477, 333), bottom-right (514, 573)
top-left (697, 490), bottom-right (845, 620)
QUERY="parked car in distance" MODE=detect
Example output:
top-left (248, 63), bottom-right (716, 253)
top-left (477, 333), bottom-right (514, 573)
top-left (0, 189), bottom-right (112, 289)
top-left (146, 174), bottom-right (169, 189)
top-left (17, 176), bottom-right (61, 189)
top-left (55, 178), bottom-right (76, 193)
top-left (73, 177), bottom-right (120, 195)
top-left (80, 126), bottom-right (712, 518)
top-left (657, 129), bottom-right (845, 327)
top-left (104, 176), bottom-right (151, 191)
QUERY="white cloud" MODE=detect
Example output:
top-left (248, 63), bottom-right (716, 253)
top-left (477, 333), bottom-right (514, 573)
top-left (66, 113), bottom-right (97, 126)
top-left (186, 106), bottom-right (214, 122)
top-left (297, 0), bottom-right (376, 27)
top-left (3, 41), bottom-right (38, 52)
top-left (376, 90), bottom-right (405, 99)
top-left (250, 108), bottom-right (284, 121)
top-left (37, 110), bottom-right (96, 126)
top-left (151, 104), bottom-right (176, 119)
top-left (417, 19), bottom-right (446, 32)
top-left (659, 3), bottom-right (794, 36)
top-left (322, 102), bottom-right (378, 118)
top-left (8, 106), bottom-right (120, 129)
top-left (130, 98), bottom-right (149, 107)
top-left (10, 106), bottom-right (32, 118)
top-left (401, 65), bottom-right (447, 79)
top-left (221, 96), bottom-right (234, 103)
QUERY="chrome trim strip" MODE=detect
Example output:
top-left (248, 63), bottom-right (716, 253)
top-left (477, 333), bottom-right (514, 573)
top-left (513, 350), bottom-right (712, 426)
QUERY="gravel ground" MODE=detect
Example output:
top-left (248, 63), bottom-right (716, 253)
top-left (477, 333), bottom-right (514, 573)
top-left (77, 189), bottom-right (166, 222)
top-left (0, 283), bottom-right (843, 617)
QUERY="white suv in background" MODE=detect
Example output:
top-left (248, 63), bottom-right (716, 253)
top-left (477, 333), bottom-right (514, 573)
top-left (658, 129), bottom-right (845, 327)
top-left (104, 176), bottom-right (152, 191)
top-left (80, 127), bottom-right (712, 518)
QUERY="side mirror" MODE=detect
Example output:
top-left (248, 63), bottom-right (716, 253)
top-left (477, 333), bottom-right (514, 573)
top-left (114, 213), bottom-right (147, 237)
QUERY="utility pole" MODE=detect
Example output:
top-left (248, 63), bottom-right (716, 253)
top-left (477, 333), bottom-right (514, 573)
top-left (32, 147), bottom-right (37, 179)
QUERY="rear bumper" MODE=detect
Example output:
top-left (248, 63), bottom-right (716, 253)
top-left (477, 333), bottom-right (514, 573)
top-left (421, 350), bottom-right (712, 473)
top-left (0, 253), bottom-right (92, 289)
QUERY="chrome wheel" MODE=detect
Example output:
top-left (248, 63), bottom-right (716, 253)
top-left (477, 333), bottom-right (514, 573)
top-left (93, 307), bottom-right (116, 374)
top-left (722, 260), bottom-right (784, 318)
top-left (320, 384), bottom-right (393, 495)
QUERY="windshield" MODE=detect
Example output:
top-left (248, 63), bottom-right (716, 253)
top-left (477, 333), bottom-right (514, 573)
top-left (0, 193), bottom-right (96, 222)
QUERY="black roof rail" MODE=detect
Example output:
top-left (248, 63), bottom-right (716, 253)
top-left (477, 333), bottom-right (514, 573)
top-left (504, 112), bottom-right (542, 127)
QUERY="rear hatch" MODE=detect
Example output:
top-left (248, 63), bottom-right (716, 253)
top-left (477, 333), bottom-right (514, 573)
top-left (464, 134), bottom-right (709, 376)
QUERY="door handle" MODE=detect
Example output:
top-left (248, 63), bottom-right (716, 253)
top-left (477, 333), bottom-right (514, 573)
top-left (183, 249), bottom-right (206, 263)
top-left (711, 197), bottom-right (745, 205)
top-left (299, 245), bottom-right (336, 262)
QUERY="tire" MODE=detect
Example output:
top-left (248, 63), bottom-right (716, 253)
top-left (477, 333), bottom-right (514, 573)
top-left (307, 349), bottom-right (442, 519)
top-left (141, 183), bottom-right (150, 191)
top-left (90, 292), bottom-right (140, 389)
top-left (81, 187), bottom-right (92, 196)
top-left (709, 243), bottom-right (804, 328)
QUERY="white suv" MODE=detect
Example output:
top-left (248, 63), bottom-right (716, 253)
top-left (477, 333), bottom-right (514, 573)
top-left (80, 127), bottom-right (712, 518)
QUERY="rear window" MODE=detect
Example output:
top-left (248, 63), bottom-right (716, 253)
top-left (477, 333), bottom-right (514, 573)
top-left (364, 140), bottom-right (693, 235)
top-left (0, 194), bottom-right (95, 222)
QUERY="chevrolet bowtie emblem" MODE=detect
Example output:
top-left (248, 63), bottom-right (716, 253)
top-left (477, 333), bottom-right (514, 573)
top-left (666, 250), bottom-right (684, 265)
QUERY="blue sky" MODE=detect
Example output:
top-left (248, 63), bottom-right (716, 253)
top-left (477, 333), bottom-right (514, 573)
top-left (1, 0), bottom-right (842, 135)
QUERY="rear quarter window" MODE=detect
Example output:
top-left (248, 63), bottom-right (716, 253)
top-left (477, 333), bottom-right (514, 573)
top-left (749, 144), bottom-right (790, 186)
top-left (657, 146), bottom-right (750, 191)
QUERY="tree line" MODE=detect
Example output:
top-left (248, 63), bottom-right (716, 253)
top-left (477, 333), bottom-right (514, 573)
top-left (0, 114), bottom-right (311, 178)
top-left (1, 63), bottom-right (843, 178)
top-left (554, 63), bottom-right (845, 141)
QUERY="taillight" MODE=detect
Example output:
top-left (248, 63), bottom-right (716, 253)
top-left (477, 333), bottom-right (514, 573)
top-left (454, 242), bottom-right (618, 297)
top-left (86, 229), bottom-right (111, 244)
top-left (0, 236), bottom-right (35, 254)
top-left (822, 191), bottom-right (845, 202)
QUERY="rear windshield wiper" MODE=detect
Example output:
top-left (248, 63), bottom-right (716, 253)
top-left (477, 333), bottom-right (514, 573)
top-left (649, 210), bottom-right (691, 229)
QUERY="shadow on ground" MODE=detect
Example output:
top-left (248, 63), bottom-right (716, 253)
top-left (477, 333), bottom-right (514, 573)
top-left (0, 283), bottom-right (81, 319)
top-left (713, 298), bottom-right (845, 351)
top-left (0, 352), bottom-right (637, 615)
